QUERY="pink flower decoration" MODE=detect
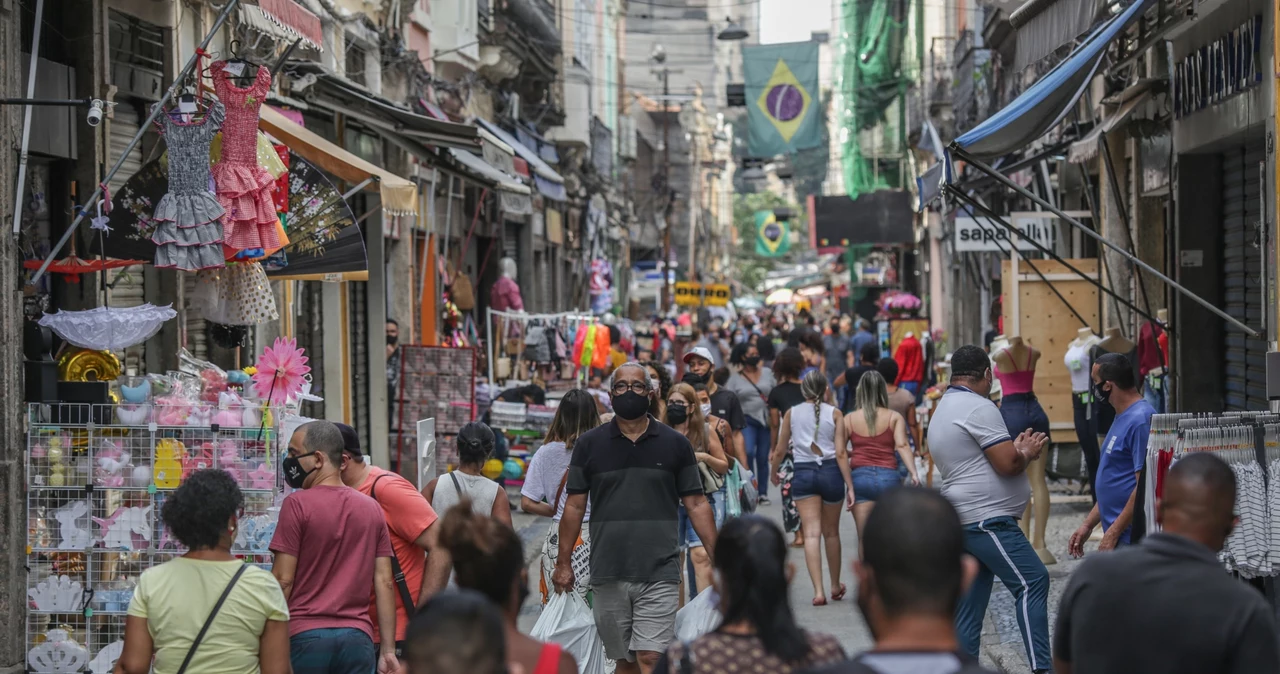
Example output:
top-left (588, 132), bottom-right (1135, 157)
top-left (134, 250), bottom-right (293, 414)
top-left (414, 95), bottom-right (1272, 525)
top-left (252, 337), bottom-right (311, 404)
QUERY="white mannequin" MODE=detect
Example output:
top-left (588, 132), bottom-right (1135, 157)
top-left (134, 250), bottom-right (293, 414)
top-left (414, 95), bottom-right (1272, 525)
top-left (1064, 328), bottom-right (1101, 393)
top-left (1097, 326), bottom-right (1135, 353)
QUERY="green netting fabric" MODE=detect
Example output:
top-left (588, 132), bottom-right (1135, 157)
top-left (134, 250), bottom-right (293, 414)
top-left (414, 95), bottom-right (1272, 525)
top-left (836, 0), bottom-right (908, 199)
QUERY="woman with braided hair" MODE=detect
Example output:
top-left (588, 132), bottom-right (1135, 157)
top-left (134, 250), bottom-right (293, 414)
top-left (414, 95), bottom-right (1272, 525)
top-left (771, 370), bottom-right (853, 606)
top-left (842, 370), bottom-right (919, 547)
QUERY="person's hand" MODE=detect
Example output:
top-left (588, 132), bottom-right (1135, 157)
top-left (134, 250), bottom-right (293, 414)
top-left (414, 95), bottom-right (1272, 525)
top-left (771, 470), bottom-right (782, 487)
top-left (377, 651), bottom-right (400, 674)
top-left (908, 473), bottom-right (921, 487)
top-left (1068, 523), bottom-right (1094, 558)
top-left (1015, 429), bottom-right (1049, 461)
top-left (551, 561), bottom-right (575, 594)
top-left (845, 485), bottom-right (856, 511)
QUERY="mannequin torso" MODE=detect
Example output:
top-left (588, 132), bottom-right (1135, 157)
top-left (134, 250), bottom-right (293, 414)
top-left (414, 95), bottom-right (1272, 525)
top-left (1064, 329), bottom-right (1101, 393)
top-left (1096, 327), bottom-right (1136, 354)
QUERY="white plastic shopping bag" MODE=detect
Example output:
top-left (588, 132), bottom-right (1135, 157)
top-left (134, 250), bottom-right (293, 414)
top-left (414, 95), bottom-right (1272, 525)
top-left (674, 588), bottom-right (722, 642)
top-left (531, 592), bottom-right (607, 674)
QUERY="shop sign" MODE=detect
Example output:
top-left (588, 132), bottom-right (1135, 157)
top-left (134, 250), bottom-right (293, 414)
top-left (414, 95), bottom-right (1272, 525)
top-left (953, 215), bottom-right (1057, 253)
top-left (674, 281), bottom-right (703, 306)
top-left (1172, 15), bottom-right (1263, 120)
top-left (704, 284), bottom-right (731, 307)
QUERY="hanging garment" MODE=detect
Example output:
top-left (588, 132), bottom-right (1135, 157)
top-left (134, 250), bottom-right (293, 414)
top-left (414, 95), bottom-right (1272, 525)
top-left (572, 324), bottom-right (588, 365)
top-left (591, 323), bottom-right (609, 369)
top-left (893, 334), bottom-right (925, 384)
top-left (524, 326), bottom-right (552, 363)
top-left (210, 62), bottom-right (283, 252)
top-left (151, 101), bottom-right (227, 271)
top-left (191, 262), bottom-right (279, 326)
top-left (580, 325), bottom-right (597, 368)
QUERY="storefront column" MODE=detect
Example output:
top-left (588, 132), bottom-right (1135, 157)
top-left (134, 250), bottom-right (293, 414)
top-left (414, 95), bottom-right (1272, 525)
top-left (366, 215), bottom-right (390, 469)
top-left (322, 282), bottom-right (348, 421)
top-left (1100, 128), bottom-right (1132, 335)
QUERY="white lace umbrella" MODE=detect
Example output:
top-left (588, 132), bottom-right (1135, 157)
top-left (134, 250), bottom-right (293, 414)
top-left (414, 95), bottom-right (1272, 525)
top-left (39, 304), bottom-right (177, 352)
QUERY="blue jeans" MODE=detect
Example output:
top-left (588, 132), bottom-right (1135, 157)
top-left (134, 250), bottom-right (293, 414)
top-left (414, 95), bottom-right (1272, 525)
top-left (900, 381), bottom-right (922, 404)
top-left (1143, 373), bottom-right (1165, 413)
top-left (851, 466), bottom-right (902, 503)
top-left (955, 517), bottom-right (1051, 671)
top-left (291, 627), bottom-right (377, 674)
top-left (743, 417), bottom-right (772, 498)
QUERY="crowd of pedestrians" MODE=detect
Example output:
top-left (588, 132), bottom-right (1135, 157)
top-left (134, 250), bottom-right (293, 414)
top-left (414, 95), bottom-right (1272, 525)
top-left (115, 310), bottom-right (1280, 674)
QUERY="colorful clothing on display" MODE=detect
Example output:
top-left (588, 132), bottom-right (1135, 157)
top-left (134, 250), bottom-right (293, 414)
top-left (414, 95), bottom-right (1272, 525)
top-left (893, 334), bottom-right (925, 385)
top-left (192, 262), bottom-right (280, 326)
top-left (211, 62), bottom-right (283, 252)
top-left (151, 101), bottom-right (227, 271)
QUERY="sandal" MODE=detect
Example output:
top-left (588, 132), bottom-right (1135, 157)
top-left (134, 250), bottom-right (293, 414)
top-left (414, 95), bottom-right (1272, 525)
top-left (831, 583), bottom-right (847, 601)
top-left (812, 596), bottom-right (828, 606)
top-left (791, 535), bottom-right (805, 548)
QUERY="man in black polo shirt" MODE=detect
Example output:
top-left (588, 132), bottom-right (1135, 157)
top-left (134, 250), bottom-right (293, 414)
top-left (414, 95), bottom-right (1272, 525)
top-left (1053, 452), bottom-right (1280, 673)
top-left (554, 362), bottom-right (717, 674)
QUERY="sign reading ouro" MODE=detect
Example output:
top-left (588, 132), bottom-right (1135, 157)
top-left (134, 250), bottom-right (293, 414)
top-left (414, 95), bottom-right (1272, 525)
top-left (953, 215), bottom-right (1059, 253)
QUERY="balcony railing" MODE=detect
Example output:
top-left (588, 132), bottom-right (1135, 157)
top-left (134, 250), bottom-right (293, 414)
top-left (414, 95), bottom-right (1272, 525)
top-left (951, 30), bottom-right (993, 136)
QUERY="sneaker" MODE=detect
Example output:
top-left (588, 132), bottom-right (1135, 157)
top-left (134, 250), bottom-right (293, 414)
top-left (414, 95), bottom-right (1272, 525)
top-left (759, 496), bottom-right (772, 505)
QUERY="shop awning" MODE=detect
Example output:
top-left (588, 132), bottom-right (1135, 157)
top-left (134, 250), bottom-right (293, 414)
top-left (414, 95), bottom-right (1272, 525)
top-left (954, 0), bottom-right (1151, 158)
top-left (475, 119), bottom-right (568, 200)
top-left (447, 148), bottom-right (533, 196)
top-left (1066, 85), bottom-right (1156, 163)
top-left (260, 105), bottom-right (418, 215)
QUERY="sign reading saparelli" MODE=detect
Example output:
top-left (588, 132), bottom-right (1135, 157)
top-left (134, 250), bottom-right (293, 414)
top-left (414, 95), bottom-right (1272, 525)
top-left (952, 215), bottom-right (1058, 253)
top-left (1172, 14), bottom-right (1263, 119)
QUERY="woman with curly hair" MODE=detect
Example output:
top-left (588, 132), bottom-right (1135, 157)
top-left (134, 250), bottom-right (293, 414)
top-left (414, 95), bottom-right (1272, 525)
top-left (767, 347), bottom-right (808, 544)
top-left (643, 359), bottom-right (673, 420)
top-left (119, 469), bottom-right (290, 674)
top-left (519, 389), bottom-right (602, 604)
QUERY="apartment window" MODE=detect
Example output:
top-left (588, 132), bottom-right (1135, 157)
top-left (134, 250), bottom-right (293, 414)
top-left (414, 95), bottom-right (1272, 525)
top-left (346, 41), bottom-right (368, 86)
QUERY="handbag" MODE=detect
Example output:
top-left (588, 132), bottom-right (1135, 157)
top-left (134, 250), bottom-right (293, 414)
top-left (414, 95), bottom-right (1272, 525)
top-left (698, 461), bottom-right (725, 494)
top-left (175, 564), bottom-right (249, 674)
top-left (737, 463), bottom-right (759, 513)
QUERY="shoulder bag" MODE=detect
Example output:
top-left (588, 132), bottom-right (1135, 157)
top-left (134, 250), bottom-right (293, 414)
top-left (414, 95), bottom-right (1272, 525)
top-left (697, 424), bottom-right (726, 494)
top-left (174, 564), bottom-right (249, 674)
top-left (370, 474), bottom-right (419, 619)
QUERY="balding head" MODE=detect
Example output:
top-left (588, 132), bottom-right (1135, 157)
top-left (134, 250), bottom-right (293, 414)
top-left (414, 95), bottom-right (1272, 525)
top-left (1158, 452), bottom-right (1238, 551)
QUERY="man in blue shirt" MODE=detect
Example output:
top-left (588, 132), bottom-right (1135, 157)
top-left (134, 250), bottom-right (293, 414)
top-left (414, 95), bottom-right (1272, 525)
top-left (851, 318), bottom-right (876, 361)
top-left (1068, 353), bottom-right (1155, 556)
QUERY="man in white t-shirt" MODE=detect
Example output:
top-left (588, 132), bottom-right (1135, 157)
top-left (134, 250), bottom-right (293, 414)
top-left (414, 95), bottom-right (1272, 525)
top-left (927, 345), bottom-right (1051, 673)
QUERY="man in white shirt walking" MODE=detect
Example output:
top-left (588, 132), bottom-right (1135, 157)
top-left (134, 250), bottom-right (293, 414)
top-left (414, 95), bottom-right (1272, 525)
top-left (927, 345), bottom-right (1050, 673)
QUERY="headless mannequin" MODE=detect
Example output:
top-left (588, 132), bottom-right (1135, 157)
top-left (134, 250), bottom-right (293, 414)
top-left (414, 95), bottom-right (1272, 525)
top-left (994, 337), bottom-right (1054, 565)
top-left (1096, 326), bottom-right (1135, 354)
top-left (1065, 328), bottom-right (1102, 506)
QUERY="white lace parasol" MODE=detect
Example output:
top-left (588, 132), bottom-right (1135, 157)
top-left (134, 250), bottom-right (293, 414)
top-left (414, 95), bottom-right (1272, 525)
top-left (39, 304), bottom-right (178, 352)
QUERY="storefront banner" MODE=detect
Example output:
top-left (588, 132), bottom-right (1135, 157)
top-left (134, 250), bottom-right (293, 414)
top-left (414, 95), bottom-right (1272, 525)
top-left (953, 214), bottom-right (1057, 253)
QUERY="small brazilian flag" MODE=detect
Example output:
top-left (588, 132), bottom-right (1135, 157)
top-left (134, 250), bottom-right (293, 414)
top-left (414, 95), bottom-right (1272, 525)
top-left (744, 41), bottom-right (822, 157)
top-left (755, 211), bottom-right (790, 257)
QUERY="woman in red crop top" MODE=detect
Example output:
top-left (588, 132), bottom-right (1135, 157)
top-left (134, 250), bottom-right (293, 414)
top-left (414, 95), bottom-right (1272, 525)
top-left (843, 371), bottom-right (918, 544)
top-left (438, 503), bottom-right (578, 674)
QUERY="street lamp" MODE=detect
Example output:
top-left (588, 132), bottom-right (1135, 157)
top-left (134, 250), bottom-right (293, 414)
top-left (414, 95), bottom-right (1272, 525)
top-left (718, 17), bottom-right (749, 41)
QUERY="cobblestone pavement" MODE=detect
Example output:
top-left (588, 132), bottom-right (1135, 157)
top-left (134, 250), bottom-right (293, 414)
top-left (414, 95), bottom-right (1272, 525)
top-left (507, 479), bottom-right (1098, 673)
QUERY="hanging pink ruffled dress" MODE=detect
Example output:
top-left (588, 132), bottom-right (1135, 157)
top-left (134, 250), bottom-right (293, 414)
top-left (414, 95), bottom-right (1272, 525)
top-left (210, 62), bottom-right (282, 252)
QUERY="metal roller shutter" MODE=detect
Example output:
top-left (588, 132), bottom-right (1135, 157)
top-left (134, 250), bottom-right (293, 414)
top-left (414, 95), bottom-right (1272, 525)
top-left (107, 102), bottom-right (147, 372)
top-left (350, 281), bottom-right (370, 452)
top-left (1222, 145), bottom-right (1267, 410)
top-left (294, 282), bottom-right (325, 419)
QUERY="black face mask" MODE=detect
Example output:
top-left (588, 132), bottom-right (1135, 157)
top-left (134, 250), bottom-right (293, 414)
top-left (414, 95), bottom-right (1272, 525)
top-left (682, 371), bottom-right (708, 386)
top-left (1094, 381), bottom-right (1113, 406)
top-left (613, 391), bottom-right (650, 420)
top-left (387, 334), bottom-right (398, 346)
top-left (743, 356), bottom-right (761, 367)
top-left (666, 405), bottom-right (689, 425)
top-left (283, 451), bottom-right (319, 489)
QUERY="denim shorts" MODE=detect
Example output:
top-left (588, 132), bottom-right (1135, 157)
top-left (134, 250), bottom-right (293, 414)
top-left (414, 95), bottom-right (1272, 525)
top-left (852, 466), bottom-right (902, 504)
top-left (1000, 393), bottom-right (1051, 437)
top-left (792, 461), bottom-right (845, 504)
top-left (677, 490), bottom-right (723, 549)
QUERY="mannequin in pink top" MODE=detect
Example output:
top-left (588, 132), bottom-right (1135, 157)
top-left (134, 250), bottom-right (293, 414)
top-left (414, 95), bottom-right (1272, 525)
top-left (994, 337), bottom-right (1055, 564)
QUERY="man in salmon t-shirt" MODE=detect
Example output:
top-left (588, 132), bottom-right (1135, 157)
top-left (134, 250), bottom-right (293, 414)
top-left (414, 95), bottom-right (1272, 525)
top-left (271, 421), bottom-right (400, 674)
top-left (337, 423), bottom-right (448, 657)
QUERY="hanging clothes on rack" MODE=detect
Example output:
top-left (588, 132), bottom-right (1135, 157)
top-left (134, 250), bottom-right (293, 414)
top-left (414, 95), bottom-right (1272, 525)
top-left (210, 61), bottom-right (282, 253)
top-left (150, 101), bottom-right (227, 271)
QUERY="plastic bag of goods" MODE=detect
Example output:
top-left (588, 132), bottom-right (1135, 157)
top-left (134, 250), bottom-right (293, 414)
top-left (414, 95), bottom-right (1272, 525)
top-left (531, 591), bottom-right (607, 674)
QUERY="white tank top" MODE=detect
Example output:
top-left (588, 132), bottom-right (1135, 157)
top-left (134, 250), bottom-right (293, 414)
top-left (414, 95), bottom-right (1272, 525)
top-left (1063, 342), bottom-right (1094, 392)
top-left (790, 402), bottom-right (838, 465)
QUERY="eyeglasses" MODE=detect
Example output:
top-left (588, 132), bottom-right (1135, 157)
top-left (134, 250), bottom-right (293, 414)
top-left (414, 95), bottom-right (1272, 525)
top-left (612, 381), bottom-right (651, 395)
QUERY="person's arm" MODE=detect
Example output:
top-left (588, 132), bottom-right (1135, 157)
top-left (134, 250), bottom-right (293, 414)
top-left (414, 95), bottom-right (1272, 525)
top-left (373, 556), bottom-right (399, 673)
top-left (118, 616), bottom-right (154, 674)
top-left (724, 419), bottom-right (749, 468)
top-left (890, 412), bottom-right (918, 485)
top-left (558, 650), bottom-right (580, 674)
top-left (769, 407), bottom-right (781, 450)
top-left (521, 495), bottom-right (557, 517)
top-left (420, 476), bottom-right (438, 504)
top-left (490, 488), bottom-right (513, 526)
top-left (770, 409), bottom-right (793, 483)
top-left (1068, 504), bottom-right (1103, 558)
top-left (697, 423), bottom-right (729, 475)
top-left (552, 493), bottom-right (588, 592)
top-left (257, 619), bottom-right (292, 674)
top-left (416, 522), bottom-right (450, 602)
top-left (833, 370), bottom-right (847, 388)
top-left (984, 430), bottom-right (1047, 476)
top-left (1098, 474), bottom-right (1141, 551)
top-left (906, 404), bottom-right (923, 454)
top-left (271, 553), bottom-right (298, 600)
top-left (833, 410), bottom-right (855, 510)
top-left (682, 492), bottom-right (718, 560)
top-left (1227, 603), bottom-right (1280, 674)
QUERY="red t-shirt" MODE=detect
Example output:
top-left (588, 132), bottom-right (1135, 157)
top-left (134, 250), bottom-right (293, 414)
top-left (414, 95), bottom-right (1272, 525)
top-left (356, 465), bottom-right (439, 642)
top-left (270, 485), bottom-right (394, 638)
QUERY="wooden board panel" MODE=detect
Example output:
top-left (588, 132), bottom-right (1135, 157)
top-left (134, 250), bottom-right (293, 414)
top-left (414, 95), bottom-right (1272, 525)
top-left (1002, 259), bottom-right (1099, 442)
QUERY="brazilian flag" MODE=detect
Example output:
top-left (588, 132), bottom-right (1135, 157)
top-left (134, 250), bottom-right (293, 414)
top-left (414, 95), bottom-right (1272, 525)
top-left (755, 211), bottom-right (790, 257)
top-left (744, 42), bottom-right (822, 157)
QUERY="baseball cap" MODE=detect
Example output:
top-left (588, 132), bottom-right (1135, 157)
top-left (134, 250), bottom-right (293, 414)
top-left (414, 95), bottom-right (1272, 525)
top-left (683, 346), bottom-right (715, 365)
top-left (336, 422), bottom-right (362, 457)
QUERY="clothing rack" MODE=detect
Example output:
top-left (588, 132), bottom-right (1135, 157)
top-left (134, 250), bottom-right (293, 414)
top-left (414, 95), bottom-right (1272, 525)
top-left (1145, 413), bottom-right (1280, 580)
top-left (484, 308), bottom-right (594, 389)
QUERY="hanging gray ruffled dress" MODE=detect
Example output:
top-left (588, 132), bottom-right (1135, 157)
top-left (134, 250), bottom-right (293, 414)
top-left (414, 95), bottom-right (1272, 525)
top-left (151, 101), bottom-right (227, 271)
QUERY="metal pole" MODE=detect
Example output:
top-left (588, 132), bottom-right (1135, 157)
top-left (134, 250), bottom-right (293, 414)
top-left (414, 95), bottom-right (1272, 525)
top-left (661, 68), bottom-right (673, 314)
top-left (32, 0), bottom-right (241, 280)
top-left (0, 97), bottom-right (91, 106)
top-left (953, 147), bottom-right (1258, 336)
top-left (12, 0), bottom-right (45, 236)
top-left (486, 307), bottom-right (495, 388)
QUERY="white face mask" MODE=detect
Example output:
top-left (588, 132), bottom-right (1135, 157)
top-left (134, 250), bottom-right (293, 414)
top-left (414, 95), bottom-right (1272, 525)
top-left (650, 377), bottom-right (661, 393)
top-left (701, 404), bottom-right (712, 417)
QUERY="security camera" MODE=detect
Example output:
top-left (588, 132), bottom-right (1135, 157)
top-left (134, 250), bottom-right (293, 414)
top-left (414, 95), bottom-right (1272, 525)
top-left (86, 99), bottom-right (105, 127)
